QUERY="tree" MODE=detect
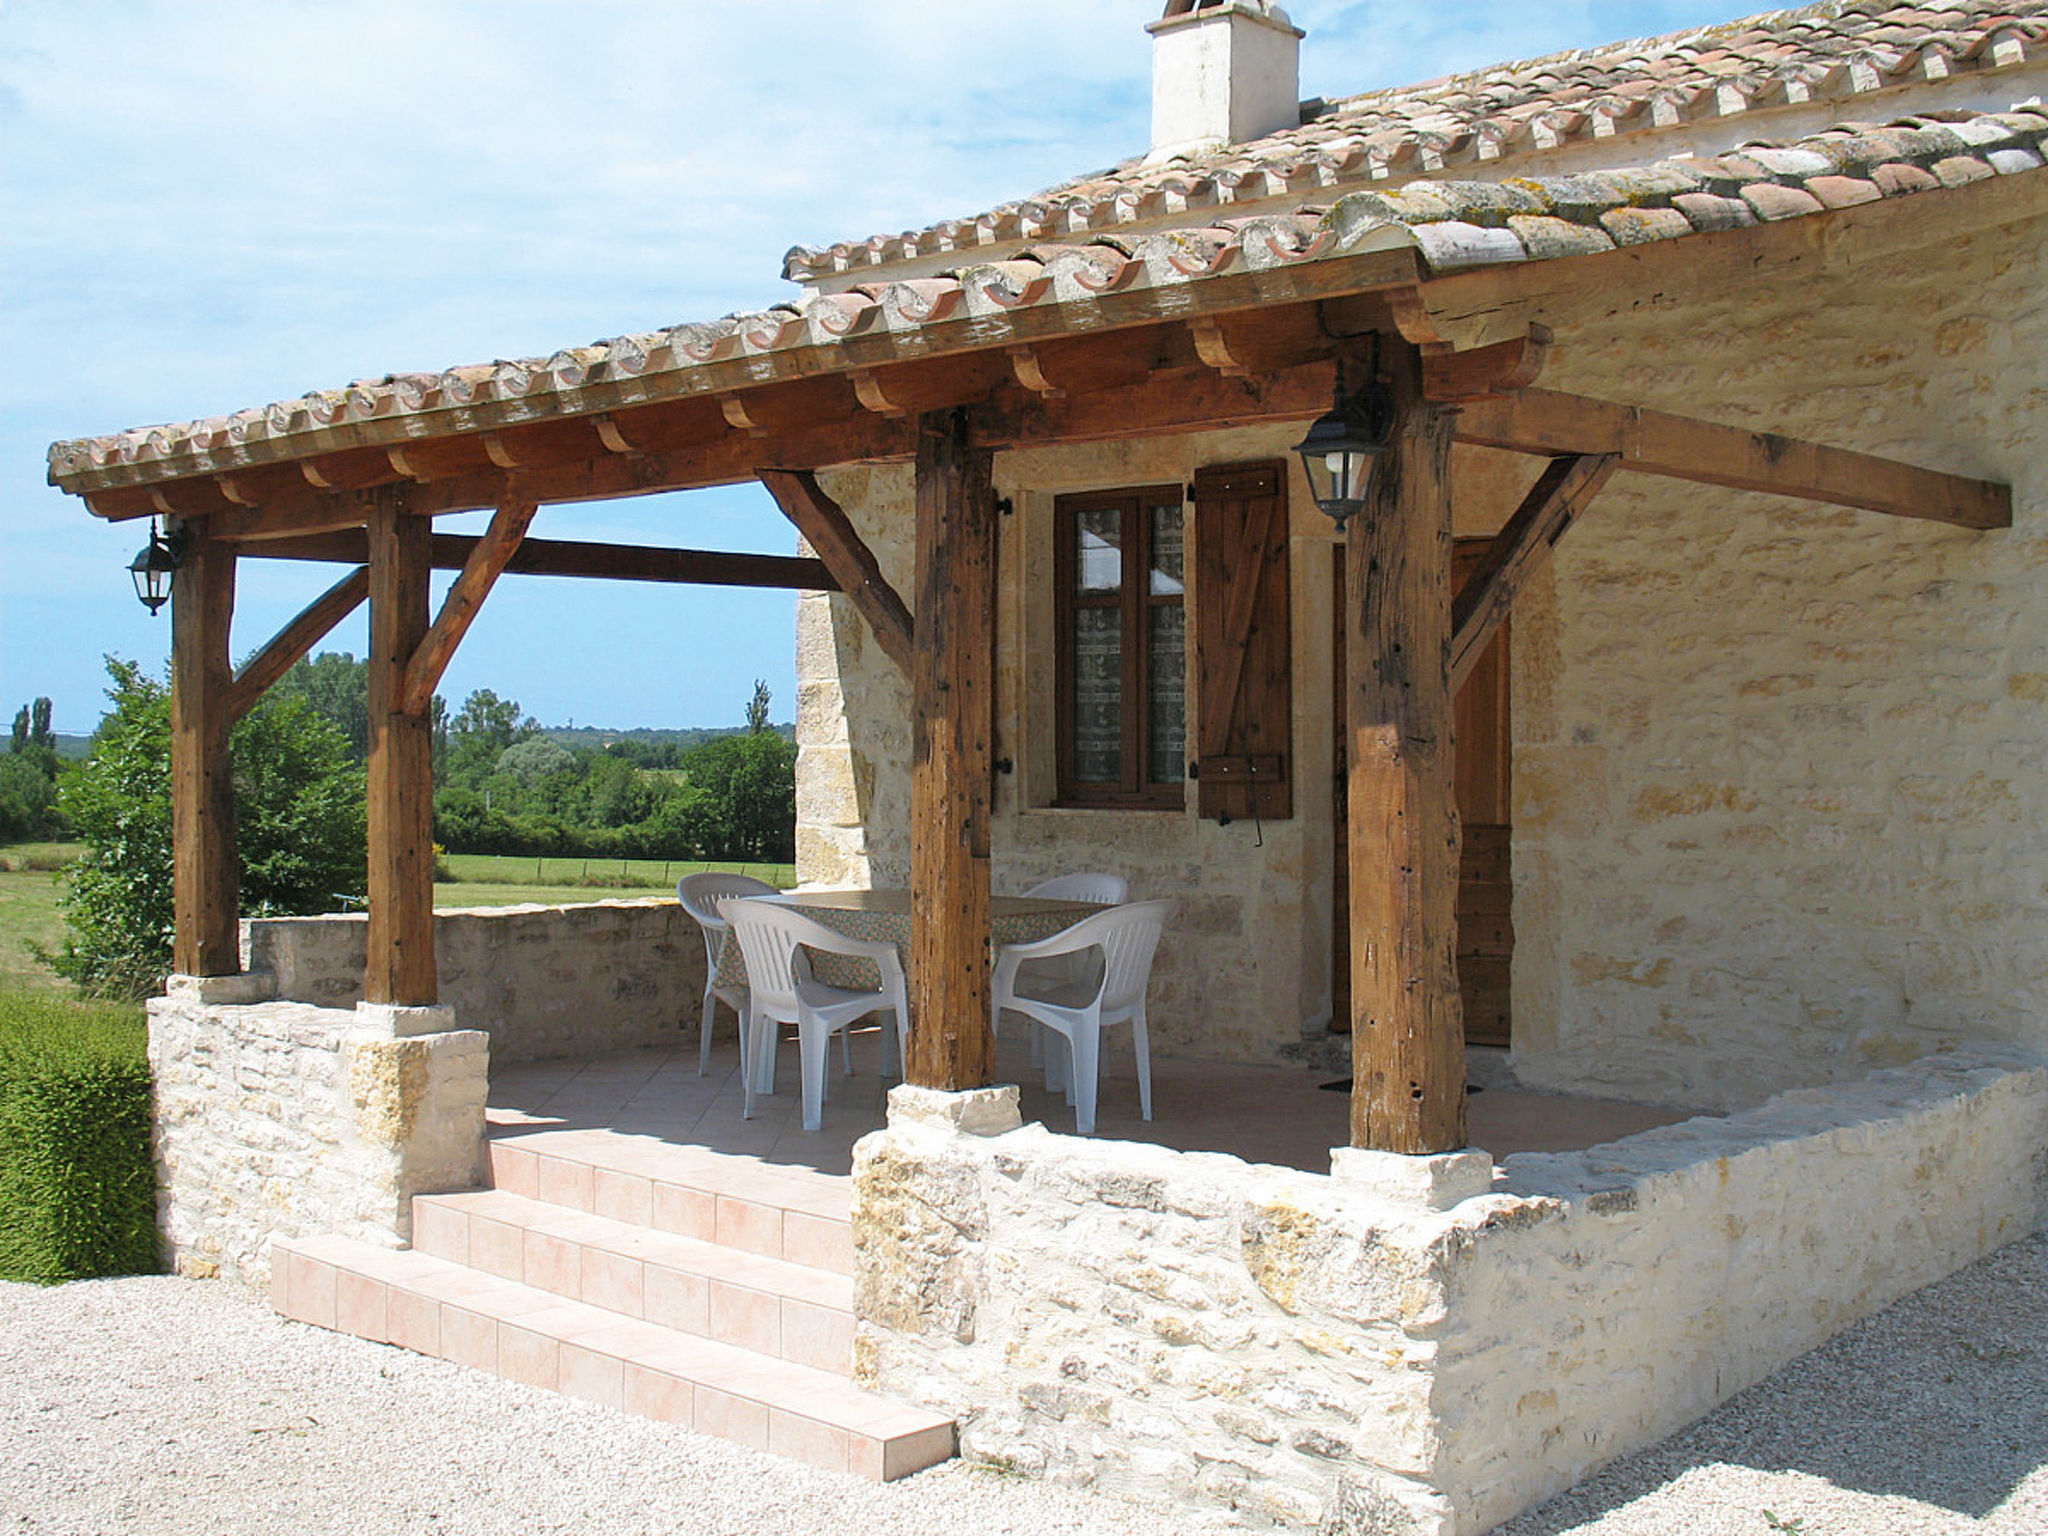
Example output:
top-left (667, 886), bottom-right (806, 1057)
top-left (10, 697), bottom-right (55, 754)
top-left (746, 679), bottom-right (772, 735)
top-left (57, 658), bottom-right (367, 998)
top-left (0, 752), bottom-right (62, 841)
top-left (273, 653), bottom-right (371, 762)
top-left (681, 731), bottom-right (796, 861)
top-left (444, 689), bottom-right (537, 779)
top-left (494, 736), bottom-right (576, 787)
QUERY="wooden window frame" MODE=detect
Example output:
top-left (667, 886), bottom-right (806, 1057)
top-left (1053, 483), bottom-right (1188, 810)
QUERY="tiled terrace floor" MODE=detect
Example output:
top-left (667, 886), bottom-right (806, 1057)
top-left (490, 1026), bottom-right (1691, 1180)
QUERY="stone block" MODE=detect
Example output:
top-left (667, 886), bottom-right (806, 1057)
top-left (887, 1083), bottom-right (1024, 1137)
top-left (1330, 1148), bottom-right (1496, 1210)
top-left (165, 971), bottom-right (277, 1006)
top-left (354, 1001), bottom-right (458, 1038)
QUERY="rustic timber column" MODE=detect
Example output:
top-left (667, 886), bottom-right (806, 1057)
top-left (364, 489), bottom-right (437, 1005)
top-left (1347, 343), bottom-right (1466, 1153)
top-left (171, 526), bottom-right (240, 976)
top-left (907, 408), bottom-right (997, 1089)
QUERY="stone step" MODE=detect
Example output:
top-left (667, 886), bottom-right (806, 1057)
top-left (271, 1233), bottom-right (954, 1482)
top-left (413, 1188), bottom-right (855, 1374)
top-left (486, 1127), bottom-right (854, 1276)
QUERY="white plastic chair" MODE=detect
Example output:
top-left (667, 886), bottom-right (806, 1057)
top-left (1022, 872), bottom-right (1130, 906)
top-left (676, 871), bottom-right (776, 1076)
top-left (720, 897), bottom-right (909, 1132)
top-left (991, 899), bottom-right (1171, 1136)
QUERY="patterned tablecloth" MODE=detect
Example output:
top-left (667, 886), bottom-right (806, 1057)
top-left (713, 888), bottom-right (1102, 992)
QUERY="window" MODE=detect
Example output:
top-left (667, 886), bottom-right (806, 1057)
top-left (1054, 484), bottom-right (1187, 807)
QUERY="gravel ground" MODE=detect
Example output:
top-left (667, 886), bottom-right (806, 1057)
top-left (2, 1233), bottom-right (2042, 1536)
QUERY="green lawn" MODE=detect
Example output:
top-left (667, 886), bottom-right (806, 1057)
top-left (0, 864), bottom-right (72, 994)
top-left (0, 844), bottom-right (794, 993)
top-left (438, 853), bottom-right (794, 894)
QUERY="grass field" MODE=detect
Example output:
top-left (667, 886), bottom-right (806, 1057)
top-left (439, 853), bottom-right (794, 891)
top-left (0, 844), bottom-right (794, 994)
top-left (0, 865), bottom-right (72, 993)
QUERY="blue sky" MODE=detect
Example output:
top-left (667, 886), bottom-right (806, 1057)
top-left (1, 0), bottom-right (1741, 734)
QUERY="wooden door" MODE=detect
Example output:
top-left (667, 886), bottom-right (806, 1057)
top-left (1332, 542), bottom-right (1513, 1045)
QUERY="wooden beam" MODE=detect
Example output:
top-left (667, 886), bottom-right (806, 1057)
top-left (758, 469), bottom-right (915, 673)
top-left (906, 409), bottom-right (997, 1092)
top-left (1348, 343), bottom-right (1465, 1155)
top-left (229, 565), bottom-right (369, 722)
top-left (1455, 387), bottom-right (2010, 530)
top-left (171, 528), bottom-right (240, 977)
top-left (237, 530), bottom-right (838, 591)
top-left (400, 497), bottom-right (538, 716)
top-left (1449, 454), bottom-right (1617, 693)
top-left (1421, 329), bottom-right (1550, 402)
top-left (364, 488), bottom-right (436, 1006)
top-left (973, 361), bottom-right (1336, 451)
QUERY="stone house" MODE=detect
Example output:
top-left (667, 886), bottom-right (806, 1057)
top-left (45, 2), bottom-right (2048, 1531)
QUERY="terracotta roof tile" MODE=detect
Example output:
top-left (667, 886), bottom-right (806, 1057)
top-left (785, 0), bottom-right (2047, 281)
top-left (45, 59), bottom-right (2048, 495)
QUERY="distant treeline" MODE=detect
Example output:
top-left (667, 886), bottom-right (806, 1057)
top-left (270, 657), bottom-right (794, 863)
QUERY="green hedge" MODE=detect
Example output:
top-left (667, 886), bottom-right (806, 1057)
top-left (0, 992), bottom-right (157, 1283)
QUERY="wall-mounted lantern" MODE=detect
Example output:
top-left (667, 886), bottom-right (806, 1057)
top-left (129, 517), bottom-right (185, 616)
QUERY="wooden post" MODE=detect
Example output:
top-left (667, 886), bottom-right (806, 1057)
top-left (1346, 342), bottom-right (1466, 1153)
top-left (906, 408), bottom-right (996, 1089)
top-left (364, 489), bottom-right (437, 1005)
top-left (171, 527), bottom-right (240, 977)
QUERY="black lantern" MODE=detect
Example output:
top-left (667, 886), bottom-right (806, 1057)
top-left (1293, 351), bottom-right (1394, 531)
top-left (129, 518), bottom-right (184, 616)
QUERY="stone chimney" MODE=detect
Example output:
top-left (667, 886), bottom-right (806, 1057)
top-left (1146, 0), bottom-right (1305, 162)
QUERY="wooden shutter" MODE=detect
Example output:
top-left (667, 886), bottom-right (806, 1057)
top-left (1192, 461), bottom-right (1292, 822)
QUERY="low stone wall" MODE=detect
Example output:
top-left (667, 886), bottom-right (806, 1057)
top-left (242, 898), bottom-right (701, 1067)
top-left (149, 976), bottom-right (489, 1285)
top-left (852, 1051), bottom-right (2048, 1534)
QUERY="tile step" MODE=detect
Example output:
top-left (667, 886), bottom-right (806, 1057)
top-left (413, 1189), bottom-right (854, 1374)
top-left (487, 1129), bottom-right (854, 1276)
top-left (271, 1233), bottom-right (953, 1482)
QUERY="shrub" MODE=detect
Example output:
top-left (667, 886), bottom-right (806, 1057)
top-left (0, 991), bottom-right (156, 1283)
top-left (58, 658), bottom-right (368, 998)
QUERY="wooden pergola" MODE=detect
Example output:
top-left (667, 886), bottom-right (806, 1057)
top-left (59, 239), bottom-right (2010, 1157)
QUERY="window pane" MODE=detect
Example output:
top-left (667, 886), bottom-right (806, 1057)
top-left (1076, 508), bottom-right (1122, 593)
top-left (1072, 607), bottom-right (1122, 784)
top-left (1147, 603), bottom-right (1186, 785)
top-left (1149, 502), bottom-right (1185, 596)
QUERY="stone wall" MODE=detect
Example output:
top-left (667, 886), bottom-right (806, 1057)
top-left (242, 898), bottom-right (701, 1067)
top-left (149, 975), bottom-right (489, 1285)
top-left (794, 178), bottom-right (2048, 1105)
top-left (852, 1052), bottom-right (2048, 1534)
top-left (1502, 183), bottom-right (2048, 1109)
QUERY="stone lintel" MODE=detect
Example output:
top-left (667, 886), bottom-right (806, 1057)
top-left (165, 971), bottom-right (277, 1006)
top-left (354, 1000), bottom-right (459, 1038)
top-left (887, 1082), bottom-right (1023, 1136)
top-left (1330, 1145), bottom-right (1496, 1209)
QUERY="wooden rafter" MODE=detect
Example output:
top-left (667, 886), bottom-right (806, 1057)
top-left (1455, 387), bottom-right (2011, 529)
top-left (229, 565), bottom-right (369, 722)
top-left (1421, 328), bottom-right (1550, 402)
top-left (1449, 454), bottom-right (1618, 694)
top-left (401, 497), bottom-right (537, 717)
top-left (759, 469), bottom-right (916, 674)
